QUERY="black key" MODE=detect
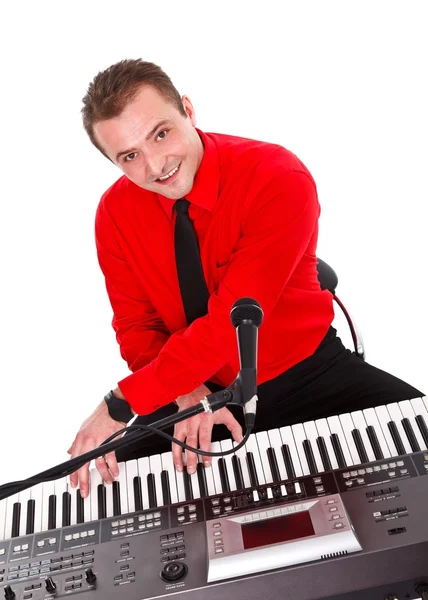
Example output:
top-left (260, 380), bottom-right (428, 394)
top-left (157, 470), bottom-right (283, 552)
top-left (196, 464), bottom-right (208, 498)
top-left (11, 502), bottom-right (21, 538)
top-left (401, 418), bottom-right (420, 453)
top-left (303, 440), bottom-right (318, 475)
top-left (76, 489), bottom-right (84, 524)
top-left (267, 448), bottom-right (281, 483)
top-left (147, 474), bottom-right (157, 508)
top-left (388, 421), bottom-right (406, 456)
top-left (330, 434), bottom-right (346, 468)
top-left (232, 455), bottom-right (245, 490)
top-left (62, 492), bottom-right (71, 527)
top-left (161, 471), bottom-right (172, 505)
top-left (281, 445), bottom-right (296, 479)
top-left (246, 453), bottom-right (259, 487)
top-left (48, 495), bottom-right (57, 530)
top-left (183, 471), bottom-right (193, 501)
top-left (112, 481), bottom-right (121, 516)
top-left (218, 459), bottom-right (230, 493)
top-left (26, 499), bottom-right (35, 535)
top-left (366, 426), bottom-right (384, 460)
top-left (97, 484), bottom-right (107, 520)
top-left (316, 437), bottom-right (332, 471)
top-left (415, 415), bottom-right (428, 447)
top-left (351, 429), bottom-right (369, 464)
top-left (133, 477), bottom-right (143, 511)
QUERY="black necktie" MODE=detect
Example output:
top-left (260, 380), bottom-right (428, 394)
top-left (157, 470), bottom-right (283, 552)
top-left (174, 199), bottom-right (210, 325)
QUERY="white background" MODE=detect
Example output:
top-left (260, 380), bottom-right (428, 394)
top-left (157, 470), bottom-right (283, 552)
top-left (0, 1), bottom-right (426, 487)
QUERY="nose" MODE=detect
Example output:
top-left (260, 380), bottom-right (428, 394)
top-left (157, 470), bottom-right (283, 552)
top-left (145, 152), bottom-right (166, 181)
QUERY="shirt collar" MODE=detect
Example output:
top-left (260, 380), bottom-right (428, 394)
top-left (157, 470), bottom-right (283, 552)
top-left (156, 128), bottom-right (219, 219)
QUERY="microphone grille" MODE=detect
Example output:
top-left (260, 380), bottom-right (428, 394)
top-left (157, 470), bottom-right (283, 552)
top-left (230, 297), bottom-right (263, 328)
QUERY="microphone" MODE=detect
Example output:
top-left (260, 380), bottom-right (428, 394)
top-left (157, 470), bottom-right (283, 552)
top-left (230, 297), bottom-right (263, 425)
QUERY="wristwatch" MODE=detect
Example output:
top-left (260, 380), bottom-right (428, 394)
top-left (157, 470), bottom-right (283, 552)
top-left (104, 390), bottom-right (134, 423)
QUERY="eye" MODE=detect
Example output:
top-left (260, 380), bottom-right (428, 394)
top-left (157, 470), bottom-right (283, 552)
top-left (124, 152), bottom-right (137, 162)
top-left (157, 129), bottom-right (168, 140)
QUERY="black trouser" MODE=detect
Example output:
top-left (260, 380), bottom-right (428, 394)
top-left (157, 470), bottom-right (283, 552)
top-left (115, 327), bottom-right (424, 462)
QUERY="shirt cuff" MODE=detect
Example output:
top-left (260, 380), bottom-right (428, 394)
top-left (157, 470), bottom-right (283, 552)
top-left (118, 362), bottom-right (172, 415)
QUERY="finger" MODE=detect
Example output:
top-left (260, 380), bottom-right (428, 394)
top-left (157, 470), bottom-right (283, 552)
top-left (76, 462), bottom-right (91, 498)
top-left (172, 426), bottom-right (187, 472)
top-left (185, 430), bottom-right (199, 474)
top-left (95, 455), bottom-right (114, 485)
top-left (198, 422), bottom-right (214, 467)
top-left (105, 451), bottom-right (119, 478)
top-left (69, 440), bottom-right (83, 488)
top-left (224, 414), bottom-right (244, 443)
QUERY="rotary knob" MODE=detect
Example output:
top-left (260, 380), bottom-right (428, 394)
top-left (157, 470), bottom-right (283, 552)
top-left (4, 585), bottom-right (15, 600)
top-left (85, 567), bottom-right (97, 586)
top-left (45, 576), bottom-right (57, 594)
top-left (161, 561), bottom-right (188, 582)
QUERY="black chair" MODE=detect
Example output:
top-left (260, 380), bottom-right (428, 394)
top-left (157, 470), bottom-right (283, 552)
top-left (316, 258), bottom-right (365, 360)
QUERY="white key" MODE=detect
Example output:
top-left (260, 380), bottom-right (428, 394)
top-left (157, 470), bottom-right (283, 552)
top-left (374, 406), bottom-right (400, 458)
top-left (423, 397), bottom-right (428, 413)
top-left (255, 431), bottom-right (275, 483)
top-left (117, 462), bottom-right (129, 515)
top-left (233, 440), bottom-right (252, 489)
top-left (90, 468), bottom-right (104, 521)
top-left (41, 481), bottom-right (55, 532)
top-left (210, 442), bottom-right (224, 493)
top-left (279, 425), bottom-right (304, 477)
top-left (54, 477), bottom-right (68, 529)
top-left (0, 498), bottom-right (7, 540)
top-left (410, 397), bottom-right (428, 444)
top-left (349, 411), bottom-right (376, 463)
top-left (105, 478), bottom-right (114, 518)
top-left (290, 424), bottom-right (311, 475)
top-left (198, 454), bottom-right (216, 496)
top-left (148, 455), bottom-right (164, 507)
top-left (302, 421), bottom-right (325, 473)
top-left (338, 414), bottom-right (361, 465)
top-left (161, 452), bottom-right (179, 505)
top-left (137, 457), bottom-right (151, 509)
top-left (386, 403), bottom-right (412, 454)
top-left (326, 416), bottom-right (353, 467)
top-left (362, 408), bottom-right (392, 458)
top-left (83, 480), bottom-right (92, 523)
top-left (4, 493), bottom-right (19, 540)
top-left (314, 419), bottom-right (339, 470)
top-left (246, 434), bottom-right (266, 484)
top-left (189, 464), bottom-right (201, 500)
top-left (69, 481), bottom-right (78, 526)
top-left (220, 439), bottom-right (237, 491)
top-left (125, 460), bottom-right (139, 514)
top-left (398, 400), bottom-right (426, 451)
top-left (19, 488), bottom-right (32, 537)
top-left (267, 429), bottom-right (288, 481)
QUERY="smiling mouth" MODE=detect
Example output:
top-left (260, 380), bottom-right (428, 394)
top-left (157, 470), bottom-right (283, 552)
top-left (157, 163), bottom-right (181, 182)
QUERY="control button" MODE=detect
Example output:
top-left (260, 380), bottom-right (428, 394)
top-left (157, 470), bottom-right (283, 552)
top-left (214, 539), bottom-right (223, 546)
top-left (388, 472), bottom-right (396, 477)
top-left (168, 534), bottom-right (176, 540)
top-left (188, 505), bottom-right (196, 512)
top-left (357, 478), bottom-right (364, 484)
top-left (112, 521), bottom-right (119, 527)
top-left (390, 486), bottom-right (399, 493)
top-left (212, 499), bottom-right (220, 506)
top-left (88, 530), bottom-right (96, 537)
top-left (160, 535), bottom-right (168, 541)
top-left (177, 516), bottom-right (185, 522)
top-left (119, 520), bottom-right (126, 526)
top-left (21, 544), bottom-right (29, 551)
top-left (214, 548), bottom-right (224, 554)
top-left (38, 540), bottom-right (46, 547)
top-left (396, 460), bottom-right (404, 467)
top-left (213, 531), bottom-right (222, 537)
top-left (146, 513), bottom-right (154, 520)
top-left (350, 470), bottom-right (358, 477)
top-left (80, 531), bottom-right (88, 538)
top-left (139, 515), bottom-right (146, 522)
top-left (223, 497), bottom-right (231, 503)
top-left (295, 482), bottom-right (302, 494)
top-left (212, 508), bottom-right (220, 515)
top-left (213, 523), bottom-right (221, 528)
top-left (313, 477), bottom-right (322, 484)
top-left (373, 511), bottom-right (382, 518)
top-left (329, 507), bottom-right (338, 512)
top-left (72, 533), bottom-right (80, 540)
top-left (119, 528), bottom-right (126, 534)
top-left (380, 510), bottom-right (389, 516)
top-left (315, 486), bottom-right (324, 493)
top-left (373, 465), bottom-right (381, 471)
top-left (358, 469), bottom-right (365, 475)
top-left (366, 467), bottom-right (373, 473)
top-left (138, 524), bottom-right (146, 530)
top-left (126, 518), bottom-right (133, 525)
top-left (326, 499), bottom-right (336, 504)
top-left (345, 480), bottom-right (353, 487)
top-left (397, 506), bottom-right (407, 512)
top-left (177, 507), bottom-right (185, 515)
top-left (332, 514), bottom-right (340, 520)
top-left (154, 512), bottom-right (161, 519)
top-left (365, 491), bottom-right (374, 498)
top-left (381, 464), bottom-right (388, 470)
top-left (13, 546), bottom-right (21, 553)
top-left (225, 506), bottom-right (233, 512)
top-left (389, 462), bottom-right (397, 468)
top-left (112, 530), bottom-right (119, 535)
top-left (400, 469), bottom-right (408, 474)
top-left (154, 520), bottom-right (162, 527)
top-left (334, 522), bottom-right (344, 529)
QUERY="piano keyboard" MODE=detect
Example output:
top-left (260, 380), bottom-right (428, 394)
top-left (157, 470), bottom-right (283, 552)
top-left (1, 397), bottom-right (427, 541)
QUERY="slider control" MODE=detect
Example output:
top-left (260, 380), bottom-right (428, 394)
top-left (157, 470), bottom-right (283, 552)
top-left (45, 577), bottom-right (57, 594)
top-left (4, 586), bottom-right (16, 600)
top-left (85, 567), bottom-right (97, 586)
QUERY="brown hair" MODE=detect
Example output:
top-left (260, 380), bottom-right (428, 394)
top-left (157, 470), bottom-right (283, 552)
top-left (81, 59), bottom-right (187, 159)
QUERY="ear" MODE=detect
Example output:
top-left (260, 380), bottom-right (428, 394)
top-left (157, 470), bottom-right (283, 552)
top-left (181, 95), bottom-right (197, 126)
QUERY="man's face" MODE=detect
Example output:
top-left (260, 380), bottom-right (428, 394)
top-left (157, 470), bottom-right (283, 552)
top-left (94, 85), bottom-right (204, 200)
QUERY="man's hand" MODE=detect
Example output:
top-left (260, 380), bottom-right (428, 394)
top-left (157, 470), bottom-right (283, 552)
top-left (67, 400), bottom-right (126, 498)
top-left (172, 384), bottom-right (243, 474)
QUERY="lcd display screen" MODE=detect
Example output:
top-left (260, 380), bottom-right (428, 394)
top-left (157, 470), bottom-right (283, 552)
top-left (241, 511), bottom-right (315, 550)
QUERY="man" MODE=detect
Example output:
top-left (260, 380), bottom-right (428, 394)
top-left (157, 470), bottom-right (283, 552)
top-left (68, 58), bottom-right (423, 499)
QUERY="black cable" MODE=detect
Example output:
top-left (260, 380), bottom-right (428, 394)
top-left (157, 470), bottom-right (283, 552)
top-left (0, 420), bottom-right (253, 501)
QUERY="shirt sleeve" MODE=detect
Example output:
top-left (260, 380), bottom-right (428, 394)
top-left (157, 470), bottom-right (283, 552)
top-left (95, 199), bottom-right (170, 375)
top-left (118, 168), bottom-right (321, 415)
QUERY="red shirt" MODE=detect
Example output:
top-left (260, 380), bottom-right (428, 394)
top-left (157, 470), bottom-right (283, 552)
top-left (95, 129), bottom-right (334, 415)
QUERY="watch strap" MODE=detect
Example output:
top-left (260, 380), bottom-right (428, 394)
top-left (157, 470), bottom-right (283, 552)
top-left (104, 390), bottom-right (134, 423)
